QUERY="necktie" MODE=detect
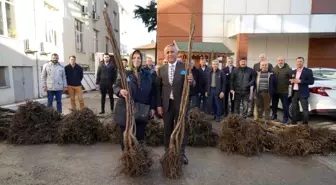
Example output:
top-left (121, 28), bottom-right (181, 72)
top-left (169, 64), bottom-right (174, 85)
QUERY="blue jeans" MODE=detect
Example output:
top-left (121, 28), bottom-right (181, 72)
top-left (272, 93), bottom-right (289, 121)
top-left (197, 92), bottom-right (207, 112)
top-left (210, 88), bottom-right (222, 120)
top-left (47, 90), bottom-right (63, 113)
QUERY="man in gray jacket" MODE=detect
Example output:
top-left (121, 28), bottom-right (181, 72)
top-left (41, 53), bottom-right (67, 113)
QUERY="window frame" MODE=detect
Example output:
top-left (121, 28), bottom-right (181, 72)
top-left (93, 29), bottom-right (99, 52)
top-left (0, 66), bottom-right (10, 88)
top-left (75, 19), bottom-right (84, 52)
top-left (0, 0), bottom-right (17, 38)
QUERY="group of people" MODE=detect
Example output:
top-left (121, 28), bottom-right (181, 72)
top-left (41, 45), bottom-right (314, 166)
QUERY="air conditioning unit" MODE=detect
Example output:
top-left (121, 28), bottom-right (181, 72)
top-left (92, 12), bottom-right (100, 21)
top-left (81, 5), bottom-right (88, 15)
top-left (24, 39), bottom-right (30, 50)
top-left (24, 39), bottom-right (37, 55)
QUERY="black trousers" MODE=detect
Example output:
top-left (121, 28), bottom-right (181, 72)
top-left (292, 91), bottom-right (309, 124)
top-left (234, 93), bottom-right (250, 118)
top-left (224, 90), bottom-right (234, 116)
top-left (120, 121), bottom-right (147, 151)
top-left (163, 99), bottom-right (187, 154)
top-left (100, 85), bottom-right (114, 111)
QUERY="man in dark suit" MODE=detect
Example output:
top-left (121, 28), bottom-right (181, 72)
top-left (222, 57), bottom-right (235, 116)
top-left (156, 44), bottom-right (193, 165)
top-left (253, 54), bottom-right (273, 72)
top-left (207, 60), bottom-right (226, 122)
top-left (290, 57), bottom-right (314, 125)
top-left (197, 57), bottom-right (211, 112)
top-left (189, 59), bottom-right (201, 107)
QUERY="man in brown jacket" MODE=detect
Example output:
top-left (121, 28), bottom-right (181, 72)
top-left (156, 44), bottom-right (193, 165)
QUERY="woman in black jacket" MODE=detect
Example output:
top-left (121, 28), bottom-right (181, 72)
top-left (113, 50), bottom-right (157, 150)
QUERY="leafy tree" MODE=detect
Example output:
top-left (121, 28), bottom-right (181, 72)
top-left (134, 0), bottom-right (157, 32)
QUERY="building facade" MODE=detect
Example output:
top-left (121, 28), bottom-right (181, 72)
top-left (0, 0), bottom-right (120, 105)
top-left (157, 0), bottom-right (336, 68)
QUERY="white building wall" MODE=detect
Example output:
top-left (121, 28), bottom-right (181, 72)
top-left (247, 35), bottom-right (309, 68)
top-left (0, 0), bottom-right (120, 105)
top-left (62, 0), bottom-right (120, 70)
top-left (202, 0), bottom-right (336, 66)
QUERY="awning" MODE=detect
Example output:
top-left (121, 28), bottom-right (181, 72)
top-left (174, 41), bottom-right (233, 54)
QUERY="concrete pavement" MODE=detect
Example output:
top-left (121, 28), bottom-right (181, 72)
top-left (0, 144), bottom-right (335, 185)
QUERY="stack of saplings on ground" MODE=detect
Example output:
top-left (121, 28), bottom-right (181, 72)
top-left (98, 115), bottom-right (122, 144)
top-left (8, 101), bottom-right (61, 144)
top-left (0, 107), bottom-right (15, 141)
top-left (219, 114), bottom-right (336, 156)
top-left (145, 119), bottom-right (164, 146)
top-left (219, 115), bottom-right (265, 156)
top-left (57, 108), bottom-right (102, 145)
top-left (186, 108), bottom-right (219, 147)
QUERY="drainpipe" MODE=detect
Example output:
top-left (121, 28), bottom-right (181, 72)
top-left (33, 0), bottom-right (41, 98)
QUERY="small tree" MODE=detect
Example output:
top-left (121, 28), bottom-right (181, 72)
top-left (134, 0), bottom-right (157, 32)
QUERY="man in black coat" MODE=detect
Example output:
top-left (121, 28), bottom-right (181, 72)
top-left (222, 57), bottom-right (235, 116)
top-left (189, 59), bottom-right (201, 107)
top-left (197, 57), bottom-right (211, 112)
top-left (230, 57), bottom-right (256, 119)
top-left (95, 53), bottom-right (117, 114)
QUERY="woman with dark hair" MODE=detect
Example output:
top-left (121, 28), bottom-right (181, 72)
top-left (113, 50), bottom-right (157, 150)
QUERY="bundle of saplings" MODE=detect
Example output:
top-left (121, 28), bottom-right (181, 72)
top-left (0, 107), bottom-right (15, 141)
top-left (145, 119), bottom-right (164, 146)
top-left (9, 101), bottom-right (61, 144)
top-left (98, 115), bottom-right (122, 144)
top-left (270, 125), bottom-right (336, 156)
top-left (219, 115), bottom-right (336, 157)
top-left (186, 108), bottom-right (219, 147)
top-left (57, 108), bottom-right (101, 145)
top-left (219, 115), bottom-right (265, 156)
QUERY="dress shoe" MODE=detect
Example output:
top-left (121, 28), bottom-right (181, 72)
top-left (182, 154), bottom-right (188, 165)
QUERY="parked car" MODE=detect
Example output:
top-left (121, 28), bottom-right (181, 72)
top-left (277, 68), bottom-right (336, 119)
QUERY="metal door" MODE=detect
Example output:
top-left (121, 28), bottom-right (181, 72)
top-left (12, 67), bottom-right (34, 102)
top-left (22, 67), bottom-right (34, 100)
top-left (12, 67), bottom-right (25, 102)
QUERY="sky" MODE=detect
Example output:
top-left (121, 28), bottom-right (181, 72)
top-left (117, 0), bottom-right (157, 54)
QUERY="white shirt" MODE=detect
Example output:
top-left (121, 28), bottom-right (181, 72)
top-left (168, 61), bottom-right (177, 99)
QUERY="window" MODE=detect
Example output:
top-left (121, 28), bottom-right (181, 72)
top-left (0, 66), bottom-right (10, 87)
top-left (93, 29), bottom-right (98, 52)
top-left (45, 22), bottom-right (57, 45)
top-left (44, 2), bottom-right (58, 46)
top-left (105, 36), bottom-right (109, 53)
top-left (92, 0), bottom-right (97, 12)
top-left (0, 0), bottom-right (16, 38)
top-left (75, 19), bottom-right (83, 52)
